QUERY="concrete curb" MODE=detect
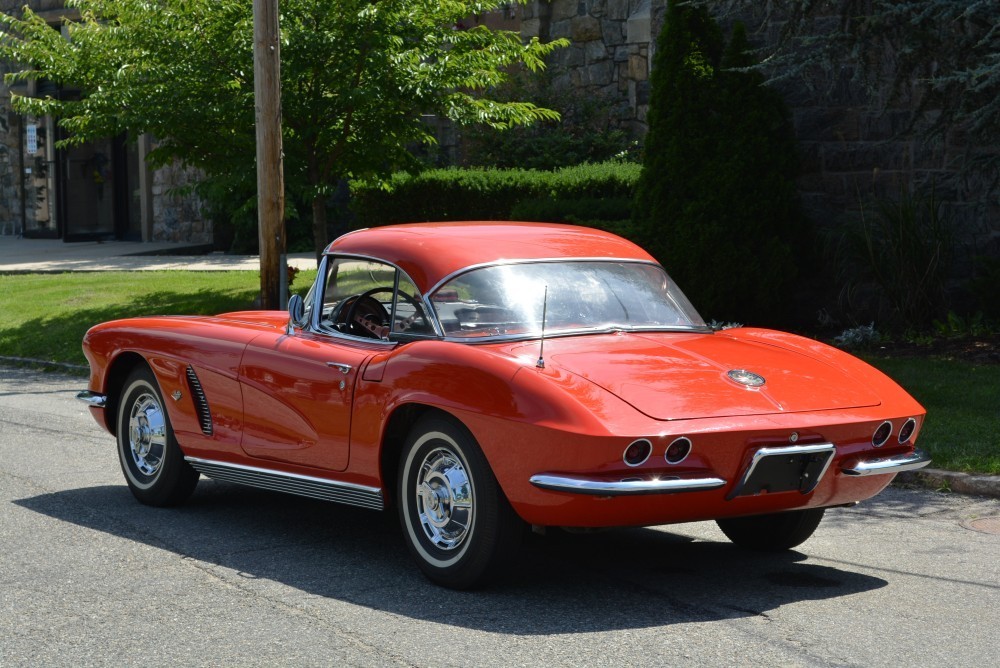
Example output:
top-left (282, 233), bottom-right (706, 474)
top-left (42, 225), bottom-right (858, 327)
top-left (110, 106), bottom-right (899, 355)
top-left (895, 468), bottom-right (1000, 498)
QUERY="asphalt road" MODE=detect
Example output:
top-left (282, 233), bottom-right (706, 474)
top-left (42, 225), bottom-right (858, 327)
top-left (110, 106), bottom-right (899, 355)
top-left (2, 366), bottom-right (998, 667)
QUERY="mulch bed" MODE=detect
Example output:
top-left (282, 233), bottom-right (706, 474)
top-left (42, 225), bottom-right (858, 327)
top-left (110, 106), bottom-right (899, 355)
top-left (865, 334), bottom-right (1000, 365)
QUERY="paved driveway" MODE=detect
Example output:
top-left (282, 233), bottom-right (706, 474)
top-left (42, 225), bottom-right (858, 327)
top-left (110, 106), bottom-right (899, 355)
top-left (2, 365), bottom-right (997, 667)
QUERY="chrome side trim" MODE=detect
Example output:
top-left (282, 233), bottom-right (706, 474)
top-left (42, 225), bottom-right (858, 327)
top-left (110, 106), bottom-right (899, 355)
top-left (841, 449), bottom-right (932, 477)
top-left (529, 473), bottom-right (726, 496)
top-left (185, 457), bottom-right (384, 510)
top-left (76, 390), bottom-right (107, 408)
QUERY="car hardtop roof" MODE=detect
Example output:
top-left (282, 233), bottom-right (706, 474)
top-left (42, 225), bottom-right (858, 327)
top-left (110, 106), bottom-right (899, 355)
top-left (324, 221), bottom-right (657, 294)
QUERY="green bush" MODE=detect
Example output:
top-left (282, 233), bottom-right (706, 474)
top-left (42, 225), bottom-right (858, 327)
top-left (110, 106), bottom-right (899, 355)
top-left (832, 187), bottom-right (954, 331)
top-left (197, 172), bottom-right (317, 255)
top-left (633, 4), bottom-right (809, 325)
top-left (509, 197), bottom-right (633, 223)
top-left (969, 255), bottom-right (1000, 322)
top-left (351, 162), bottom-right (641, 228)
top-left (462, 71), bottom-right (638, 170)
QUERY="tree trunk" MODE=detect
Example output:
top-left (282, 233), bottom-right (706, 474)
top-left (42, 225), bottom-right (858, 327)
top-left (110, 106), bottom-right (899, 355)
top-left (312, 192), bottom-right (329, 263)
top-left (253, 0), bottom-right (285, 310)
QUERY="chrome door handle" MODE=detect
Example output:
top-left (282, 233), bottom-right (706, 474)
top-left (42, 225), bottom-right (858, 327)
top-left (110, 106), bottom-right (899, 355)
top-left (326, 362), bottom-right (353, 374)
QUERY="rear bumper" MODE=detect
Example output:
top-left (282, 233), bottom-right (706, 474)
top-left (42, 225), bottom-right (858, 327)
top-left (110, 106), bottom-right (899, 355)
top-left (529, 473), bottom-right (726, 496)
top-left (841, 449), bottom-right (932, 476)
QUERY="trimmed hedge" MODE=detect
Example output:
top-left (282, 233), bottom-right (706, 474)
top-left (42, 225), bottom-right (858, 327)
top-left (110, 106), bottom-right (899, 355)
top-left (350, 162), bottom-right (641, 228)
top-left (509, 196), bottom-right (633, 223)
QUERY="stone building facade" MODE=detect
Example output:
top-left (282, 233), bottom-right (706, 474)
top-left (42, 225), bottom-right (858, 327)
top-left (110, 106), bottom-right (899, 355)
top-left (522, 0), bottom-right (997, 249)
top-left (0, 1), bottom-right (208, 244)
top-left (3, 0), bottom-right (995, 250)
top-left (522, 0), bottom-right (660, 137)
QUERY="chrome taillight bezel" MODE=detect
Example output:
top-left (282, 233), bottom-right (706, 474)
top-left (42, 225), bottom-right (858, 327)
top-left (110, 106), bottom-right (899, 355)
top-left (665, 436), bottom-right (692, 465)
top-left (623, 439), bottom-right (652, 467)
top-left (872, 421), bottom-right (893, 448)
top-left (898, 417), bottom-right (917, 444)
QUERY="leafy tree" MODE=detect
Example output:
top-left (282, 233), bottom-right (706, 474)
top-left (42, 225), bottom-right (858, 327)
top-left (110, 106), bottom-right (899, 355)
top-left (0, 0), bottom-right (565, 258)
top-left (704, 0), bottom-right (1000, 177)
top-left (462, 70), bottom-right (636, 170)
top-left (633, 2), bottom-right (806, 325)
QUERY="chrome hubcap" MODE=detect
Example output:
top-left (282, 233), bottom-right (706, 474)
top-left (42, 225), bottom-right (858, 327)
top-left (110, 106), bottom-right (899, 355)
top-left (415, 447), bottom-right (473, 551)
top-left (128, 393), bottom-right (166, 477)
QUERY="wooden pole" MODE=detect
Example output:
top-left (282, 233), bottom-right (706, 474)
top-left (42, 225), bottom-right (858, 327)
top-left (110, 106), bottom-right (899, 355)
top-left (253, 0), bottom-right (286, 310)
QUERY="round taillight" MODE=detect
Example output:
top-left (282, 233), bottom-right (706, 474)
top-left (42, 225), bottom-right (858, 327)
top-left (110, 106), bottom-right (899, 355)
top-left (872, 421), bottom-right (892, 447)
top-left (665, 437), bottom-right (692, 464)
top-left (898, 418), bottom-right (917, 444)
top-left (623, 439), bottom-right (652, 467)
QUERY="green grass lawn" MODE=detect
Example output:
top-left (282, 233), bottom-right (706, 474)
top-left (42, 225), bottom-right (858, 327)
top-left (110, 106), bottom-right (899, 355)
top-left (0, 271), bottom-right (315, 367)
top-left (864, 356), bottom-right (1000, 475)
top-left (0, 271), bottom-right (996, 474)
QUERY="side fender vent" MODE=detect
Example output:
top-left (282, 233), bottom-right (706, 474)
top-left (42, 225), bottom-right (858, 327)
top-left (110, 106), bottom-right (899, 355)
top-left (185, 365), bottom-right (214, 436)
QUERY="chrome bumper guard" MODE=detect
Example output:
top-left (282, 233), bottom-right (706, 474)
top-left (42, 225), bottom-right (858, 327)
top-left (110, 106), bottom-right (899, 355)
top-left (529, 473), bottom-right (726, 496)
top-left (76, 390), bottom-right (108, 408)
top-left (841, 449), bottom-right (932, 476)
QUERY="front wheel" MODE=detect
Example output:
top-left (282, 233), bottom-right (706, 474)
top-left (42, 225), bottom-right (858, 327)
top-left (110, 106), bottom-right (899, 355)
top-left (716, 508), bottom-right (825, 551)
top-left (116, 366), bottom-right (199, 507)
top-left (397, 415), bottom-right (522, 589)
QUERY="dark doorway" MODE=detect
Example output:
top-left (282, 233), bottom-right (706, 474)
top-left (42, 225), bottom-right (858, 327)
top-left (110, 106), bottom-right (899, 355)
top-left (57, 133), bottom-right (142, 242)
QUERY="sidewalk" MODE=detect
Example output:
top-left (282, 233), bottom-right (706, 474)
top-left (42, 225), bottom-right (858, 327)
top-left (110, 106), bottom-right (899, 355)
top-left (0, 236), bottom-right (316, 272)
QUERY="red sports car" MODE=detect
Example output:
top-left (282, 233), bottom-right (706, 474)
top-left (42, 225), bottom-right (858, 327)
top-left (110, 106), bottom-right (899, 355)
top-left (78, 222), bottom-right (930, 588)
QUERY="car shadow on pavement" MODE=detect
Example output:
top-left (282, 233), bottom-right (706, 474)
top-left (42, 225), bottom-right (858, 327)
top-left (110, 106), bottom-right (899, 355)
top-left (15, 480), bottom-right (888, 634)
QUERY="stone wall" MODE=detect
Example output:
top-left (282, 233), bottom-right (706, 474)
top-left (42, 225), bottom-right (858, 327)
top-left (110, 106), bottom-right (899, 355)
top-left (0, 91), bottom-right (21, 235)
top-left (521, 1), bottom-right (997, 254)
top-left (149, 160), bottom-right (210, 244)
top-left (787, 76), bottom-right (999, 254)
top-left (0, 1), bottom-right (210, 244)
top-left (0, 81), bottom-right (54, 238)
top-left (522, 0), bottom-right (660, 136)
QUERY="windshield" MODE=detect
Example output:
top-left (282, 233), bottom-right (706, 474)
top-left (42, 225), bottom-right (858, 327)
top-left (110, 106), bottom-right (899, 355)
top-left (431, 261), bottom-right (707, 339)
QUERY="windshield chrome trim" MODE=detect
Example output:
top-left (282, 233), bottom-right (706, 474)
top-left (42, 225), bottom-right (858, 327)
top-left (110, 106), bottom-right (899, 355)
top-left (310, 252), bottom-right (446, 341)
top-left (305, 255), bottom-right (328, 332)
top-left (436, 324), bottom-right (713, 345)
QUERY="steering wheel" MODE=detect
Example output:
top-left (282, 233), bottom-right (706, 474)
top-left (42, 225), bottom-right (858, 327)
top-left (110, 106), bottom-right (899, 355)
top-left (393, 289), bottom-right (429, 333)
top-left (343, 288), bottom-right (392, 339)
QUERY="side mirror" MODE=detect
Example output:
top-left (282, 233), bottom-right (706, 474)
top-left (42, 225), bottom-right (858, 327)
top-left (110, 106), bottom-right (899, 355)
top-left (286, 294), bottom-right (305, 335)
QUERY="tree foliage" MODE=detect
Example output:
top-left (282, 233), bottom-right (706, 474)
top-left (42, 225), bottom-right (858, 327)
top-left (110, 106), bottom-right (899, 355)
top-left (462, 70), bottom-right (636, 170)
top-left (0, 0), bottom-right (566, 256)
top-left (704, 0), bottom-right (1000, 176)
top-left (633, 2), bottom-right (806, 325)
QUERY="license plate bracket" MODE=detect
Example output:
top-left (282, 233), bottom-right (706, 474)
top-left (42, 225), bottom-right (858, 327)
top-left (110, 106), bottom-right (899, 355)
top-left (728, 443), bottom-right (836, 499)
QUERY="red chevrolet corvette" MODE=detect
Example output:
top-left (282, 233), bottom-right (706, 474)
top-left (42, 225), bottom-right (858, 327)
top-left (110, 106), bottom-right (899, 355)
top-left (78, 222), bottom-right (930, 588)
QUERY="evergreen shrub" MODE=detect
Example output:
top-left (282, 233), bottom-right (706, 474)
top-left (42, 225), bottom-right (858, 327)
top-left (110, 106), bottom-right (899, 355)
top-left (633, 2), bottom-right (809, 325)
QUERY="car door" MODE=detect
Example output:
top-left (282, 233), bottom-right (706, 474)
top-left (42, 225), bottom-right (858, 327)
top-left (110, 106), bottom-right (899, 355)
top-left (236, 255), bottom-right (433, 472)
top-left (238, 331), bottom-right (374, 472)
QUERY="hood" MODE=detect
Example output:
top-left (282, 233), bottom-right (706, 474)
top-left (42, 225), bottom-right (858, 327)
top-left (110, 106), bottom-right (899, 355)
top-left (508, 331), bottom-right (880, 420)
top-left (213, 310), bottom-right (289, 330)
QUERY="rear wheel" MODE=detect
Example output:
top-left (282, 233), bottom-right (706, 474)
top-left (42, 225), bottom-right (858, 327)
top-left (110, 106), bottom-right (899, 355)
top-left (116, 366), bottom-right (199, 507)
top-left (716, 508), bottom-right (825, 551)
top-left (397, 415), bottom-right (522, 589)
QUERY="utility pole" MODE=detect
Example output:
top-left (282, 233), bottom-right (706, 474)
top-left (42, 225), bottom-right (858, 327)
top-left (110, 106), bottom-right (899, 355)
top-left (253, 0), bottom-right (286, 310)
